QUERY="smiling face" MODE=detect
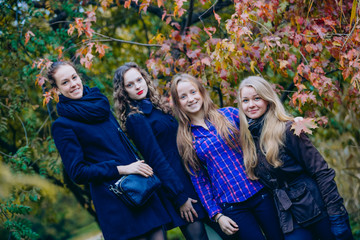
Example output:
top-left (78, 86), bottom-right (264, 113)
top-left (123, 68), bottom-right (148, 101)
top-left (241, 86), bottom-right (269, 119)
top-left (176, 80), bottom-right (204, 118)
top-left (54, 64), bottom-right (83, 99)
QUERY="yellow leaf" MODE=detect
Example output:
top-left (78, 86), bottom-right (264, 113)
top-left (350, 0), bottom-right (357, 26)
top-left (250, 61), bottom-right (256, 73)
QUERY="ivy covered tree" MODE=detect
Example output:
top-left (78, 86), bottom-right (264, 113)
top-left (1, 0), bottom-right (359, 239)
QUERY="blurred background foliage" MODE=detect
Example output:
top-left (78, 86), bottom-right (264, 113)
top-left (0, 0), bottom-right (359, 239)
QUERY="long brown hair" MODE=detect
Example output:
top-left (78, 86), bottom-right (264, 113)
top-left (170, 73), bottom-right (240, 174)
top-left (238, 76), bottom-right (293, 179)
top-left (113, 62), bottom-right (171, 129)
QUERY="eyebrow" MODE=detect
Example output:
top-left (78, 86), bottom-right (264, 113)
top-left (61, 73), bottom-right (76, 82)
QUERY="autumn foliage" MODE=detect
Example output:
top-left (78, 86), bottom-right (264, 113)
top-left (1, 0), bottom-right (359, 238)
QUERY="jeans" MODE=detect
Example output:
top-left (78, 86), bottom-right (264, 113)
top-left (329, 213), bottom-right (354, 240)
top-left (221, 189), bottom-right (284, 240)
top-left (285, 216), bottom-right (335, 240)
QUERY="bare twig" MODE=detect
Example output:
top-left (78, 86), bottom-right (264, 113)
top-left (0, 150), bottom-right (12, 158)
top-left (342, 18), bottom-right (359, 49)
top-left (199, 0), bottom-right (219, 25)
top-left (248, 18), bottom-right (272, 34)
top-left (93, 32), bottom-right (161, 47)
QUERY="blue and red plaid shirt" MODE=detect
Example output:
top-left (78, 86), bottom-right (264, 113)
top-left (190, 107), bottom-right (263, 218)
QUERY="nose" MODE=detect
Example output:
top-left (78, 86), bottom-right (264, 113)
top-left (70, 80), bottom-right (76, 87)
top-left (134, 82), bottom-right (141, 89)
top-left (248, 100), bottom-right (255, 108)
top-left (188, 95), bottom-right (195, 102)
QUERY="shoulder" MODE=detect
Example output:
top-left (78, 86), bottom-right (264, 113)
top-left (218, 107), bottom-right (238, 116)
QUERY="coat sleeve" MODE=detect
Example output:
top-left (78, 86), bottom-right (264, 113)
top-left (125, 114), bottom-right (188, 208)
top-left (284, 122), bottom-right (346, 216)
top-left (52, 121), bottom-right (120, 184)
top-left (189, 166), bottom-right (222, 219)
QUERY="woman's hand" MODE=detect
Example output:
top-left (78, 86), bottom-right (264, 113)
top-left (117, 160), bottom-right (153, 177)
top-left (180, 198), bottom-right (198, 223)
top-left (216, 214), bottom-right (239, 236)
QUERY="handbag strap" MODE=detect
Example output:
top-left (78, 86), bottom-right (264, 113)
top-left (109, 114), bottom-right (140, 161)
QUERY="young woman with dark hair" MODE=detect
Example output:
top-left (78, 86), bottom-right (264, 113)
top-left (49, 61), bottom-right (170, 240)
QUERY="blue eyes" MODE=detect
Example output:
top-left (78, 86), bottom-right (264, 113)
top-left (243, 97), bottom-right (262, 103)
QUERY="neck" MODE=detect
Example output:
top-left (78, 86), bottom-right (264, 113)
top-left (188, 110), bottom-right (208, 129)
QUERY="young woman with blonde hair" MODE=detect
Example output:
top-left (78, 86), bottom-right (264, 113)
top-left (238, 76), bottom-right (353, 240)
top-left (170, 73), bottom-right (283, 240)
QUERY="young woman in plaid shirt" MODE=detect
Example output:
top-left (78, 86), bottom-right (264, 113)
top-left (170, 73), bottom-right (283, 240)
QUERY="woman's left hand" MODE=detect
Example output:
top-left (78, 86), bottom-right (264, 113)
top-left (180, 198), bottom-right (198, 222)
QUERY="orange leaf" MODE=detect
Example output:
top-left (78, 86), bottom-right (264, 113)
top-left (124, 0), bottom-right (131, 8)
top-left (95, 43), bottom-right (110, 58)
top-left (67, 24), bottom-right (75, 36)
top-left (25, 31), bottom-right (35, 45)
top-left (213, 9), bottom-right (221, 25)
top-left (290, 118), bottom-right (318, 136)
top-left (157, 0), bottom-right (164, 7)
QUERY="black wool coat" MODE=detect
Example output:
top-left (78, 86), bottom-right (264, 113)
top-left (251, 121), bottom-right (346, 234)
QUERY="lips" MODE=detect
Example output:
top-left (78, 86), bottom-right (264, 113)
top-left (137, 90), bottom-right (144, 95)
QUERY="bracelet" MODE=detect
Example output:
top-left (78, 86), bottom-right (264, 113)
top-left (215, 213), bottom-right (224, 223)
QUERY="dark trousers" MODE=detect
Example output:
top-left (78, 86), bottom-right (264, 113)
top-left (284, 216), bottom-right (335, 240)
top-left (221, 189), bottom-right (284, 240)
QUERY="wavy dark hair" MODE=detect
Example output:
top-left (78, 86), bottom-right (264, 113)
top-left (113, 62), bottom-right (171, 129)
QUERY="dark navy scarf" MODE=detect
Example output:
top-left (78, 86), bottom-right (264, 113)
top-left (56, 86), bottom-right (111, 123)
top-left (247, 113), bottom-right (266, 138)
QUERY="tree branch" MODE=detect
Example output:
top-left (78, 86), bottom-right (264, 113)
top-left (181, 0), bottom-right (195, 34)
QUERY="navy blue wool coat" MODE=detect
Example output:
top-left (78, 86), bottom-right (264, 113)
top-left (125, 99), bottom-right (208, 230)
top-left (52, 87), bottom-right (170, 240)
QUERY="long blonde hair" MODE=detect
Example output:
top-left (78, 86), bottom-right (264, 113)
top-left (170, 73), bottom-right (240, 174)
top-left (238, 76), bottom-right (293, 179)
top-left (238, 76), bottom-right (293, 180)
top-left (113, 62), bottom-right (171, 129)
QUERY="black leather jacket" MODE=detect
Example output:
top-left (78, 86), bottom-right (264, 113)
top-left (251, 121), bottom-right (346, 234)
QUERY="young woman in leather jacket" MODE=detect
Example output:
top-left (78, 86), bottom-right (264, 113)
top-left (237, 76), bottom-right (353, 240)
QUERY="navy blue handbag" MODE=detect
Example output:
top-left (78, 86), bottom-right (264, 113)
top-left (109, 119), bottom-right (161, 208)
top-left (109, 173), bottom-right (161, 208)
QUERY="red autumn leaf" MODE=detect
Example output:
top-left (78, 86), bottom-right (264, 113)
top-left (290, 118), bottom-right (318, 136)
top-left (25, 31), bottom-right (35, 45)
top-left (95, 43), bottom-right (110, 58)
top-left (177, 58), bottom-right (186, 67)
top-left (278, 59), bottom-right (289, 69)
top-left (201, 57), bottom-right (211, 66)
top-left (67, 24), bottom-right (75, 36)
top-left (171, 22), bottom-right (181, 30)
top-left (55, 46), bottom-right (64, 59)
top-left (124, 0), bottom-right (131, 8)
top-left (161, 10), bottom-right (167, 21)
top-left (157, 0), bottom-right (164, 7)
top-left (220, 69), bottom-right (227, 80)
top-left (312, 25), bottom-right (326, 39)
top-left (213, 9), bottom-right (221, 25)
top-left (74, 18), bottom-right (84, 37)
top-left (186, 49), bottom-right (201, 59)
top-left (35, 74), bottom-right (46, 87)
top-left (42, 92), bottom-right (53, 106)
top-left (86, 10), bottom-right (97, 22)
